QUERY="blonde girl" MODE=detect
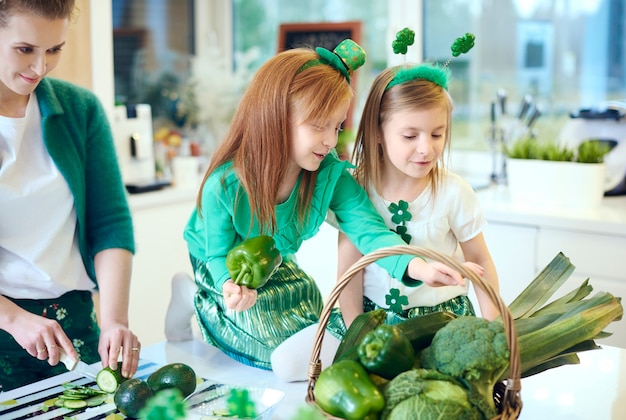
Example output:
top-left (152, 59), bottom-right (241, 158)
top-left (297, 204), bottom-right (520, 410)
top-left (336, 64), bottom-right (500, 330)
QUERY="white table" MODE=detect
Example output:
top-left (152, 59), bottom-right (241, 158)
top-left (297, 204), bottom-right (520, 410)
top-left (2, 338), bottom-right (626, 419)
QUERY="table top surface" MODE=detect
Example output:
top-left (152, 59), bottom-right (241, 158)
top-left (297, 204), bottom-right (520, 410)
top-left (2, 338), bottom-right (625, 419)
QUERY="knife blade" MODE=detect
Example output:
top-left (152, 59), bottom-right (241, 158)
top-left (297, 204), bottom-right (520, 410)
top-left (60, 349), bottom-right (98, 381)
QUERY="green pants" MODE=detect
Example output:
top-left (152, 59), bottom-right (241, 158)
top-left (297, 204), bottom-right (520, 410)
top-left (0, 290), bottom-right (100, 392)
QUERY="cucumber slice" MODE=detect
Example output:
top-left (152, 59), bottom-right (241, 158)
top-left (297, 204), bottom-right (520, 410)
top-left (58, 394), bottom-right (87, 400)
top-left (86, 395), bottom-right (108, 407)
top-left (63, 399), bottom-right (88, 409)
top-left (64, 387), bottom-right (107, 397)
top-left (96, 367), bottom-right (122, 393)
top-left (54, 398), bottom-right (66, 408)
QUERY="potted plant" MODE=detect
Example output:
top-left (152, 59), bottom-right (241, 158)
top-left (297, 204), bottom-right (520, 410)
top-left (504, 137), bottom-right (611, 212)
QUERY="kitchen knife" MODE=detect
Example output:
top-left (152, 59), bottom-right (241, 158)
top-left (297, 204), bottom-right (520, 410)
top-left (497, 89), bottom-right (507, 115)
top-left (60, 349), bottom-right (98, 381)
top-left (526, 104), bottom-right (542, 128)
top-left (517, 94), bottom-right (533, 120)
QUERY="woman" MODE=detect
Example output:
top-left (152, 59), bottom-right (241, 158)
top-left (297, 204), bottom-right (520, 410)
top-left (0, 0), bottom-right (140, 391)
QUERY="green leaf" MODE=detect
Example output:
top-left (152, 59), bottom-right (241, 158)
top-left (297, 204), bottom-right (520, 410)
top-left (508, 252), bottom-right (576, 319)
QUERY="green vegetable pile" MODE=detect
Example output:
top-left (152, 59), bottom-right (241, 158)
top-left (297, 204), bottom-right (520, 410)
top-left (312, 252), bottom-right (623, 419)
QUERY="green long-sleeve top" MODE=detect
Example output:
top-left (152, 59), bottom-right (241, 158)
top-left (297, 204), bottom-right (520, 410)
top-left (35, 77), bottom-right (135, 284)
top-left (183, 152), bottom-right (413, 289)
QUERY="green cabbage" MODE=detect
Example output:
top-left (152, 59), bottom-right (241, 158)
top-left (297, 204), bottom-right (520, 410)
top-left (382, 369), bottom-right (484, 420)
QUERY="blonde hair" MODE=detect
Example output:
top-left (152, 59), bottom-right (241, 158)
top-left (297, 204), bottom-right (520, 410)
top-left (352, 64), bottom-right (454, 199)
top-left (198, 47), bottom-right (353, 233)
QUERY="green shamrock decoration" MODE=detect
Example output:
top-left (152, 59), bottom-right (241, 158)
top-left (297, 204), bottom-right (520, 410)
top-left (393, 225), bottom-right (412, 244)
top-left (388, 200), bottom-right (412, 225)
top-left (227, 388), bottom-right (257, 418)
top-left (386, 288), bottom-right (409, 313)
top-left (392, 27), bottom-right (415, 55)
top-left (451, 33), bottom-right (476, 57)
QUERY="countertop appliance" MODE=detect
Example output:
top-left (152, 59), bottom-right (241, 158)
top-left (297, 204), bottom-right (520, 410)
top-left (559, 103), bottom-right (626, 196)
top-left (112, 104), bottom-right (169, 193)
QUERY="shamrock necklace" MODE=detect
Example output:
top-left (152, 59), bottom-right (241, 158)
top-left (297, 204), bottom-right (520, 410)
top-left (387, 199), bottom-right (412, 244)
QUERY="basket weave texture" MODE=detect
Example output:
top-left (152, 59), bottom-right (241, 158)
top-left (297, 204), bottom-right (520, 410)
top-left (305, 245), bottom-right (523, 419)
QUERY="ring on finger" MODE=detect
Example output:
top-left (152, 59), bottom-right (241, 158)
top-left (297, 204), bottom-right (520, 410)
top-left (131, 347), bottom-right (140, 352)
top-left (37, 347), bottom-right (47, 353)
top-left (48, 344), bottom-right (57, 349)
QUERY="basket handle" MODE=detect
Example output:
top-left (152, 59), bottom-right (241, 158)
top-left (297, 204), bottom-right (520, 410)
top-left (305, 244), bottom-right (522, 418)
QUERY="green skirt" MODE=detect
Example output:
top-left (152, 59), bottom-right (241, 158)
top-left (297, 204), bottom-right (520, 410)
top-left (0, 290), bottom-right (100, 392)
top-left (326, 294), bottom-right (476, 340)
top-left (192, 256), bottom-right (323, 370)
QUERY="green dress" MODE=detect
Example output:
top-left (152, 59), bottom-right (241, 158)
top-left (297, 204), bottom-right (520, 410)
top-left (183, 152), bottom-right (419, 370)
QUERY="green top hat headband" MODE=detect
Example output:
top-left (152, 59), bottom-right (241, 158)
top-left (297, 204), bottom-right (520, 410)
top-left (386, 29), bottom-right (475, 91)
top-left (298, 38), bottom-right (366, 83)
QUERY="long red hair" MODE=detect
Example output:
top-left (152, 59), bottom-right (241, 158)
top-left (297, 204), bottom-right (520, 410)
top-left (198, 48), bottom-right (353, 233)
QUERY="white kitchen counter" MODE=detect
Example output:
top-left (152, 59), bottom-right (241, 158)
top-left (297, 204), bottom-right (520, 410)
top-left (476, 185), bottom-right (626, 236)
top-left (2, 338), bottom-right (625, 419)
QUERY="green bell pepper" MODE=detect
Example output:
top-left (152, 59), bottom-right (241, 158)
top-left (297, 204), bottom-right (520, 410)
top-left (357, 324), bottom-right (415, 380)
top-left (225, 235), bottom-right (282, 289)
top-left (313, 359), bottom-right (385, 420)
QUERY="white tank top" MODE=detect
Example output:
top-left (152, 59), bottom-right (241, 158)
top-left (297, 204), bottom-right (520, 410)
top-left (0, 94), bottom-right (93, 299)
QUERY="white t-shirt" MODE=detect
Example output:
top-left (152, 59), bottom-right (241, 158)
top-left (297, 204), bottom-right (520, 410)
top-left (363, 171), bottom-right (487, 308)
top-left (0, 94), bottom-right (93, 299)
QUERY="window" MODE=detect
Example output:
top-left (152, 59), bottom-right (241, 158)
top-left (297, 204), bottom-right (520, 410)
top-left (232, 0), bottom-right (390, 127)
top-left (423, 0), bottom-right (626, 149)
top-left (112, 0), bottom-right (195, 124)
top-left (112, 1), bottom-right (626, 152)
top-left (233, 0), bottom-right (626, 150)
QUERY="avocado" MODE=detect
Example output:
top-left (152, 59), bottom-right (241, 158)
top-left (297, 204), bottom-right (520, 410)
top-left (113, 378), bottom-right (154, 418)
top-left (146, 363), bottom-right (197, 398)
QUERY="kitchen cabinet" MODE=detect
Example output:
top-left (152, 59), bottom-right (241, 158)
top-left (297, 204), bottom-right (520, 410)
top-left (127, 189), bottom-right (197, 347)
top-left (481, 222), bottom-right (538, 306)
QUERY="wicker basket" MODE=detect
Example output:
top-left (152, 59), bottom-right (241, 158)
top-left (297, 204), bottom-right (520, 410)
top-left (305, 245), bottom-right (523, 419)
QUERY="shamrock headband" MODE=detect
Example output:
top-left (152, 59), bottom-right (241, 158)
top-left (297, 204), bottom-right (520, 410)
top-left (386, 29), bottom-right (475, 91)
top-left (387, 64), bottom-right (451, 90)
top-left (298, 38), bottom-right (366, 83)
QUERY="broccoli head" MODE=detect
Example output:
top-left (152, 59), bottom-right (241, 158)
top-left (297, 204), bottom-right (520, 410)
top-left (420, 315), bottom-right (510, 419)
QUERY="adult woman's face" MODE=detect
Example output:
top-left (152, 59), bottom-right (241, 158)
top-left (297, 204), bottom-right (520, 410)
top-left (0, 12), bottom-right (68, 100)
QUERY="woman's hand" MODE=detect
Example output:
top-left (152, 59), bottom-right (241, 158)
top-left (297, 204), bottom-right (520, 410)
top-left (98, 323), bottom-right (141, 379)
top-left (10, 311), bottom-right (77, 366)
top-left (0, 296), bottom-right (77, 367)
top-left (407, 258), bottom-right (467, 287)
top-left (223, 280), bottom-right (258, 311)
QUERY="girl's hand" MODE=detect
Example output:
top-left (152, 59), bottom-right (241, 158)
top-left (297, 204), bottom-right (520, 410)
top-left (98, 323), bottom-right (141, 379)
top-left (8, 309), bottom-right (77, 367)
top-left (407, 258), bottom-right (466, 287)
top-left (462, 261), bottom-right (485, 278)
top-left (223, 280), bottom-right (258, 311)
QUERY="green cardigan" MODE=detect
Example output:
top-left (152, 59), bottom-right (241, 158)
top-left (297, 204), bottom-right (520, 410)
top-left (35, 78), bottom-right (135, 284)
